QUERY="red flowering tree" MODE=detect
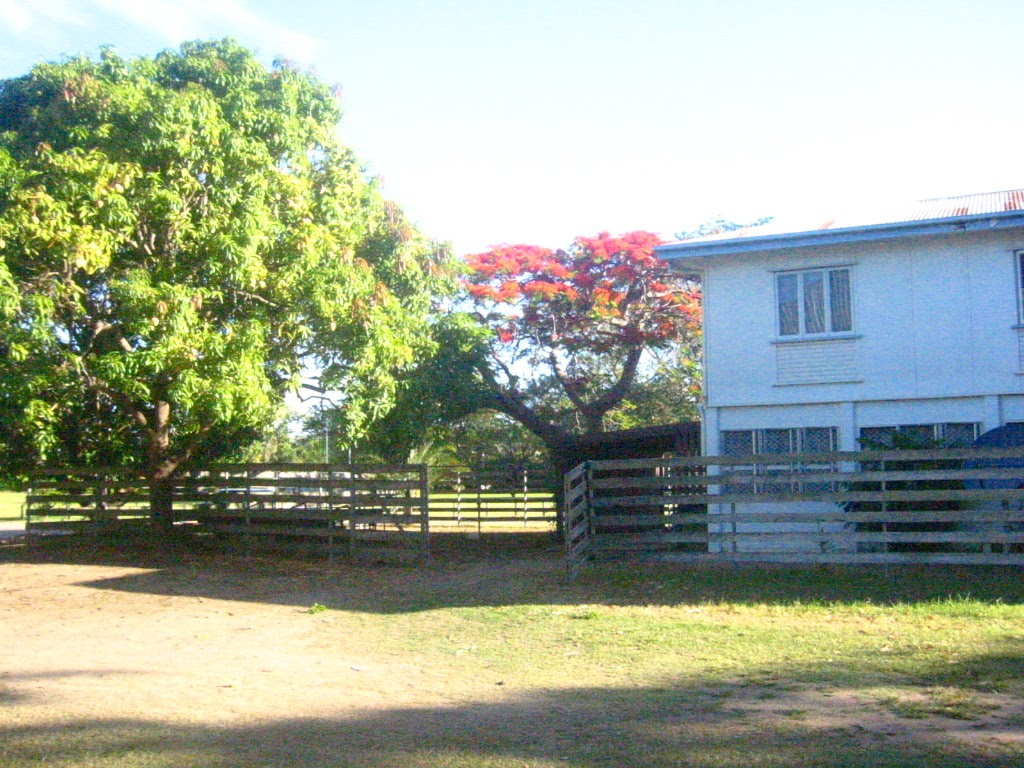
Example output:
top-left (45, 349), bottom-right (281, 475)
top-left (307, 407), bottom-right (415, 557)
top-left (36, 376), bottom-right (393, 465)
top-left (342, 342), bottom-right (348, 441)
top-left (461, 231), bottom-right (700, 447)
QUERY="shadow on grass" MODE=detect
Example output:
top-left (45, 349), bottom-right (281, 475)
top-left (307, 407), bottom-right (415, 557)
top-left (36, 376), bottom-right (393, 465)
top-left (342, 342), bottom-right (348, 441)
top-left (2, 679), bottom-right (1022, 768)
top-left (5, 529), bottom-right (1024, 614)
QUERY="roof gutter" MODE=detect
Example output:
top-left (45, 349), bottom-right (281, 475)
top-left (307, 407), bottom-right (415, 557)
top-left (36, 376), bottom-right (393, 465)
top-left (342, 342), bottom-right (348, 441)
top-left (656, 210), bottom-right (1024, 261)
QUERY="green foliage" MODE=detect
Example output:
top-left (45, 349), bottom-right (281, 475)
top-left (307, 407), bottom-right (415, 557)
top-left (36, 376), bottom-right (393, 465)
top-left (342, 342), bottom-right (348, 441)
top-left (602, 342), bottom-right (702, 431)
top-left (0, 40), bottom-right (452, 481)
top-left (447, 410), bottom-right (548, 469)
top-left (229, 416), bottom-right (310, 463)
top-left (358, 313), bottom-right (494, 461)
top-left (360, 234), bottom-right (703, 469)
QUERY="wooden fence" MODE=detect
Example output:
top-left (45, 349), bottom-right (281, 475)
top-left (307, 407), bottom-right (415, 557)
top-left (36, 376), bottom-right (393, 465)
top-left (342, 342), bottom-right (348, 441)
top-left (564, 447), bottom-right (1024, 573)
top-left (26, 463), bottom-right (429, 559)
top-left (26, 467), bottom-right (151, 533)
top-left (425, 465), bottom-right (558, 531)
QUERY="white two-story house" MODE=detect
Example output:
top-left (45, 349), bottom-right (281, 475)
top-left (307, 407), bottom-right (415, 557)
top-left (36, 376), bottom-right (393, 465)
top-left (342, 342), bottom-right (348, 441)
top-left (656, 190), bottom-right (1024, 460)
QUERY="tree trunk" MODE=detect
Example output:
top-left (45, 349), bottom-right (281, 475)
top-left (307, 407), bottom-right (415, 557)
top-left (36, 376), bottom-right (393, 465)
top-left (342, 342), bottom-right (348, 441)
top-left (548, 448), bottom-right (574, 539)
top-left (149, 474), bottom-right (175, 535)
top-left (146, 400), bottom-right (178, 537)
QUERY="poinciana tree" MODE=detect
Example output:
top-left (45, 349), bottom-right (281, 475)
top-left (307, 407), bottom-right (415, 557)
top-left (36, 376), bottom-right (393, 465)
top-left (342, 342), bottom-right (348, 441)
top-left (363, 231), bottom-right (701, 467)
top-left (464, 231), bottom-right (700, 434)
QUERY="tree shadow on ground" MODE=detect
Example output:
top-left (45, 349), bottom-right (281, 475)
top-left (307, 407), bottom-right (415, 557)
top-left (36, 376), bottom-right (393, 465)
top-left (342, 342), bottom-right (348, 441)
top-left (4, 530), bottom-right (1024, 613)
top-left (0, 670), bottom-right (145, 707)
top-left (2, 674), bottom-right (1023, 768)
top-left (0, 529), bottom-right (559, 568)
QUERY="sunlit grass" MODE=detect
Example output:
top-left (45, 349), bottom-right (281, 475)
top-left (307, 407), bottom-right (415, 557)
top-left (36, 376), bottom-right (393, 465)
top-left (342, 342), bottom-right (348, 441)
top-left (341, 590), bottom-right (1024, 697)
top-left (0, 490), bottom-right (24, 519)
top-left (2, 543), bottom-right (1023, 767)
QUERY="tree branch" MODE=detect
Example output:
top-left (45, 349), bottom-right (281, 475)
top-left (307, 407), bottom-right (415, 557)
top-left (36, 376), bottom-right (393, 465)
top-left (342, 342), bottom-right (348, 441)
top-left (78, 367), bottom-right (150, 433)
top-left (589, 344), bottom-right (644, 415)
top-left (548, 351), bottom-right (589, 414)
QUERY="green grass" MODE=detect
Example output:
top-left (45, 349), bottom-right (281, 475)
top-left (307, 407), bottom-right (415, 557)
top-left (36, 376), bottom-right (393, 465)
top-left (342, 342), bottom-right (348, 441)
top-left (2, 539), bottom-right (1023, 767)
top-left (0, 490), bottom-right (24, 519)
top-left (299, 562), bottom-right (1024, 767)
top-left (359, 585), bottom-right (1024, 697)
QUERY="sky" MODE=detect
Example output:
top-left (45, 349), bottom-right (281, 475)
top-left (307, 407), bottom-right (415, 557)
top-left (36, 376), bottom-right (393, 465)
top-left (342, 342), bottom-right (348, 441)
top-left (1, 0), bottom-right (1024, 255)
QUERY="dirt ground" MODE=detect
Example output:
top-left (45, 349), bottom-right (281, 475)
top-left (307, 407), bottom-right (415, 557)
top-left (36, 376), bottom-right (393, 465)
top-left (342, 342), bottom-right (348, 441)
top-left (1, 531), bottom-right (1022, 767)
top-left (0, 533), bottom-right (547, 718)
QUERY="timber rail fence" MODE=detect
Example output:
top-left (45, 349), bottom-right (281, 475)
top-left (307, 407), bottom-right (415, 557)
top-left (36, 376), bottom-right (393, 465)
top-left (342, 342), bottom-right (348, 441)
top-left (565, 447), bottom-right (1024, 574)
top-left (426, 464), bottom-right (558, 531)
top-left (23, 462), bottom-right (558, 554)
top-left (25, 463), bottom-right (430, 559)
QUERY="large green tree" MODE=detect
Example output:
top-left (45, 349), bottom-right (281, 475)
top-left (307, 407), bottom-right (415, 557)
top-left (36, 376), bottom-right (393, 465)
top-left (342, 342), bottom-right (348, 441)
top-left (0, 40), bottom-right (450, 522)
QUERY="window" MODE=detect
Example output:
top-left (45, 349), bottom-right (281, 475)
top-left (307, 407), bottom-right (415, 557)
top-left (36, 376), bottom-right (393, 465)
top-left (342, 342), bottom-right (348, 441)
top-left (859, 422), bottom-right (980, 449)
top-left (720, 427), bottom-right (839, 492)
top-left (776, 268), bottom-right (852, 337)
top-left (722, 427), bottom-right (838, 457)
top-left (1017, 250), bottom-right (1024, 322)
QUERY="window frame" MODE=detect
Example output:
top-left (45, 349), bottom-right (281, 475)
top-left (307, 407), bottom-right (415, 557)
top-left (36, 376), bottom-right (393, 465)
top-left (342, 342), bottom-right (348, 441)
top-left (1016, 250), bottom-right (1024, 323)
top-left (775, 266), bottom-right (854, 340)
top-left (721, 427), bottom-right (839, 456)
top-left (858, 422), bottom-right (981, 449)
top-left (720, 427), bottom-right (839, 493)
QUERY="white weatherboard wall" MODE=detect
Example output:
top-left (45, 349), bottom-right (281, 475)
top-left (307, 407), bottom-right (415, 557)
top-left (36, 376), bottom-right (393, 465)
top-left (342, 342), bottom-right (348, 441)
top-left (694, 226), bottom-right (1024, 554)
top-left (701, 227), bottom-right (1024, 452)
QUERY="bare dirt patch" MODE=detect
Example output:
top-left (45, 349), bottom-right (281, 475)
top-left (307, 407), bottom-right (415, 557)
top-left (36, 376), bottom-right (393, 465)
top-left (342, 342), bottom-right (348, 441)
top-left (1, 533), bottom-right (1022, 767)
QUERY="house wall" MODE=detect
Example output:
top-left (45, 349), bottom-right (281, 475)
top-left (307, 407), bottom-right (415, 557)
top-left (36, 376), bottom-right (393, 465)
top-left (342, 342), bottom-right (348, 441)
top-left (699, 227), bottom-right (1024, 449)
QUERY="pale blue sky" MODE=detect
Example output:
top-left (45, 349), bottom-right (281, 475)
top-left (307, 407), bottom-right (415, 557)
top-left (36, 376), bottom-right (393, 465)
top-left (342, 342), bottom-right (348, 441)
top-left (2, 0), bottom-right (1023, 254)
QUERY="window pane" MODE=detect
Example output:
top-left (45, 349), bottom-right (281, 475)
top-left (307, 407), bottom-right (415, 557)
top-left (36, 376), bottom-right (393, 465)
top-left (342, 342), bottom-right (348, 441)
top-left (721, 431), bottom-right (754, 456)
top-left (802, 427), bottom-right (836, 452)
top-left (777, 274), bottom-right (799, 335)
top-left (720, 431), bottom-right (755, 492)
top-left (1019, 252), bottom-right (1024, 321)
top-left (942, 422), bottom-right (979, 447)
top-left (802, 271), bottom-right (826, 334)
top-left (860, 427), bottom-right (895, 448)
top-left (829, 269), bottom-right (852, 332)
top-left (898, 424), bottom-right (937, 446)
top-left (762, 429), bottom-right (794, 454)
top-left (800, 427), bottom-right (837, 492)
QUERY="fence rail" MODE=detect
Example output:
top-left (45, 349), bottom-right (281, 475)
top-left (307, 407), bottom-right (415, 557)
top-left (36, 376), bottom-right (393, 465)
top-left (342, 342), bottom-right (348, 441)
top-left (26, 463), bottom-right (429, 559)
top-left (425, 465), bottom-right (558, 530)
top-left (564, 447), bottom-right (1024, 573)
top-left (23, 462), bottom-right (558, 552)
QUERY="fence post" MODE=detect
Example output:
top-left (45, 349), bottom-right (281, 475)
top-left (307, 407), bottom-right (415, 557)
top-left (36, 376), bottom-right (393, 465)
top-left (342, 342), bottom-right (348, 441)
top-left (476, 463), bottom-right (483, 539)
top-left (564, 461), bottom-right (594, 576)
top-left (880, 459), bottom-right (888, 555)
top-left (419, 463), bottom-right (430, 561)
top-left (348, 467), bottom-right (358, 558)
top-left (325, 466), bottom-right (336, 561)
top-left (92, 471), bottom-right (104, 534)
top-left (456, 467), bottom-right (463, 526)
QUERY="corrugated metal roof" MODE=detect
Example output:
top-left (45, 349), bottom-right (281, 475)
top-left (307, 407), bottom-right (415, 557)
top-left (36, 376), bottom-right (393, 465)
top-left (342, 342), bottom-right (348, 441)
top-left (671, 189), bottom-right (1024, 245)
top-left (912, 189), bottom-right (1024, 219)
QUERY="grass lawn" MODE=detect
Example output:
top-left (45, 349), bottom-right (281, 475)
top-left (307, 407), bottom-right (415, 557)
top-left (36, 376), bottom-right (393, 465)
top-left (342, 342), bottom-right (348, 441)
top-left (0, 490), bottom-right (24, 519)
top-left (1, 533), bottom-right (1022, 767)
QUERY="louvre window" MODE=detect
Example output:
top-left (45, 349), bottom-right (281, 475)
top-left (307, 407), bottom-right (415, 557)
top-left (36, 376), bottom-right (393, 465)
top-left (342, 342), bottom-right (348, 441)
top-left (858, 423), bottom-right (980, 449)
top-left (720, 427), bottom-right (839, 493)
top-left (721, 427), bottom-right (839, 456)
